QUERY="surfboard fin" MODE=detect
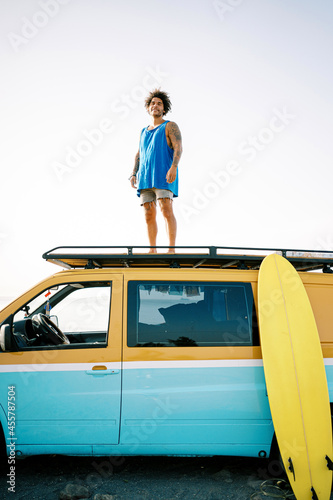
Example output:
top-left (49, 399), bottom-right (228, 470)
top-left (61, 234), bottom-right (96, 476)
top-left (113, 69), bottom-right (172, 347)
top-left (325, 454), bottom-right (333, 470)
top-left (311, 487), bottom-right (318, 500)
top-left (288, 457), bottom-right (295, 481)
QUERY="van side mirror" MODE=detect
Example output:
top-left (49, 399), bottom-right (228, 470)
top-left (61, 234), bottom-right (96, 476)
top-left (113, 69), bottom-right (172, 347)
top-left (0, 324), bottom-right (14, 352)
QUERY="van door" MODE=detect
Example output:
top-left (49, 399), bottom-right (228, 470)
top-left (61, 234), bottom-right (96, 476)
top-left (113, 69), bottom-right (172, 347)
top-left (1, 275), bottom-right (122, 454)
top-left (121, 275), bottom-right (273, 456)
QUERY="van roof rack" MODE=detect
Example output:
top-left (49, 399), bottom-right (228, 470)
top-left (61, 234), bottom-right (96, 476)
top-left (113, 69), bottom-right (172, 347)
top-left (42, 246), bottom-right (333, 273)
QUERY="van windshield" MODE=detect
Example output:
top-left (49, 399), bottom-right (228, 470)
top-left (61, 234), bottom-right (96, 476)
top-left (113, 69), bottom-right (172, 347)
top-left (16, 286), bottom-right (64, 320)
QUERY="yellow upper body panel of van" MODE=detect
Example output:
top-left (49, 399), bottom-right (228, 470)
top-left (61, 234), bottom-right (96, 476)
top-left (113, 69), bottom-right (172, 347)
top-left (1, 265), bottom-right (333, 361)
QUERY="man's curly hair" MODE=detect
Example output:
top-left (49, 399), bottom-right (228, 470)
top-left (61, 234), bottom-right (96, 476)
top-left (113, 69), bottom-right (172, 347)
top-left (145, 89), bottom-right (172, 116)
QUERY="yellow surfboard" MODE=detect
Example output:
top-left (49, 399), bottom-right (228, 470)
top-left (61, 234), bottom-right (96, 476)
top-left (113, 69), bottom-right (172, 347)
top-left (258, 253), bottom-right (333, 500)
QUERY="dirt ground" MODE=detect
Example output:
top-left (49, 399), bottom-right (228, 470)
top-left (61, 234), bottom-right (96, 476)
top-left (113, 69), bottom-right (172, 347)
top-left (2, 453), bottom-right (333, 500)
top-left (0, 453), bottom-right (302, 500)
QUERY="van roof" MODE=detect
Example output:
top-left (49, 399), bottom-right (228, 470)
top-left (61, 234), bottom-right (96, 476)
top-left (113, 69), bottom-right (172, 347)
top-left (42, 246), bottom-right (333, 273)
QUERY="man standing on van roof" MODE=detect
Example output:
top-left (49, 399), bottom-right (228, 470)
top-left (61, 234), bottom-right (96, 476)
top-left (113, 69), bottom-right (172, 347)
top-left (129, 89), bottom-right (183, 253)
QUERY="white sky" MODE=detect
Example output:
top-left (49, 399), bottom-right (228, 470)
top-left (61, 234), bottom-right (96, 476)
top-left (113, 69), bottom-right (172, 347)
top-left (1, 0), bottom-right (333, 301)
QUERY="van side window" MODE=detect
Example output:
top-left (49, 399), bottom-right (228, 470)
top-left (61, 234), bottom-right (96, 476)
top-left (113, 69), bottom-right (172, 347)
top-left (12, 282), bottom-right (111, 350)
top-left (127, 281), bottom-right (258, 347)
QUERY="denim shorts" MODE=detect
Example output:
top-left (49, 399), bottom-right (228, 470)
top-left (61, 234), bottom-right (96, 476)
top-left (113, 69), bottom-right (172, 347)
top-left (140, 188), bottom-right (173, 205)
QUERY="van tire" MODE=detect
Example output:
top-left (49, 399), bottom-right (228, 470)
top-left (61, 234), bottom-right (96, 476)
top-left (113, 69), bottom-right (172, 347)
top-left (269, 435), bottom-right (286, 477)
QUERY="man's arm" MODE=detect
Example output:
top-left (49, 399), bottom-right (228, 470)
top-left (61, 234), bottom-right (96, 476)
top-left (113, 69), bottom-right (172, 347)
top-left (166, 122), bottom-right (183, 184)
top-left (129, 150), bottom-right (140, 188)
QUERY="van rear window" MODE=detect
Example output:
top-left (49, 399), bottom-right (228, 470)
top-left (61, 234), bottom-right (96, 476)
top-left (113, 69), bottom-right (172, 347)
top-left (127, 281), bottom-right (258, 347)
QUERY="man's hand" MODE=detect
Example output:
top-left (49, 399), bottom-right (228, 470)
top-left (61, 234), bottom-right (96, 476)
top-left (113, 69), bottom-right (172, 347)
top-left (130, 175), bottom-right (137, 188)
top-left (130, 150), bottom-right (140, 188)
top-left (166, 165), bottom-right (177, 184)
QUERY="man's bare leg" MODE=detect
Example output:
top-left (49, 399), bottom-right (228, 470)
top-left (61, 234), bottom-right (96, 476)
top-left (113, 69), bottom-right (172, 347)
top-left (143, 201), bottom-right (157, 253)
top-left (158, 198), bottom-right (177, 253)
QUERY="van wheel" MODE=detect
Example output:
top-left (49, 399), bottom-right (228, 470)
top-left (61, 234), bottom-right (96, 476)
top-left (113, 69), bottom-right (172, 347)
top-left (270, 435), bottom-right (286, 477)
top-left (277, 449), bottom-right (286, 476)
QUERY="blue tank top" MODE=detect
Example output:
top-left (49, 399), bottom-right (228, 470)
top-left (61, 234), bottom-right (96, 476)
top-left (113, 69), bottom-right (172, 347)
top-left (137, 120), bottom-right (178, 197)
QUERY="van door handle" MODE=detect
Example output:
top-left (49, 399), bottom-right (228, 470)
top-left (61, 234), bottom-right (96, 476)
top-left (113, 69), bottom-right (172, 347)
top-left (86, 366), bottom-right (120, 376)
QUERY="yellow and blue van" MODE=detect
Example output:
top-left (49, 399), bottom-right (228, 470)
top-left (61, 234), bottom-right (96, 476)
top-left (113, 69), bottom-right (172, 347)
top-left (1, 246), bottom-right (333, 459)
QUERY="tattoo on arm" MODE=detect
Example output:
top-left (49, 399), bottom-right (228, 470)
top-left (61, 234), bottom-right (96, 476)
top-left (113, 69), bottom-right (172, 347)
top-left (167, 122), bottom-right (183, 167)
top-left (133, 151), bottom-right (140, 175)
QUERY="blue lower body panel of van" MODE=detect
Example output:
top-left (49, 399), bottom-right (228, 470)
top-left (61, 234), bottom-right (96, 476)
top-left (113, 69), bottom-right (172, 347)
top-left (119, 360), bottom-right (274, 458)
